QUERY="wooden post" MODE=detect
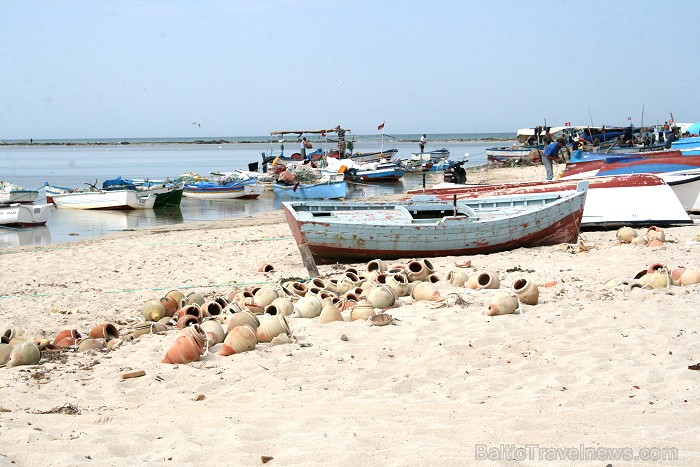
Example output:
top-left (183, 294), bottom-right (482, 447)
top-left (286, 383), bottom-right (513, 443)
top-left (298, 243), bottom-right (320, 277)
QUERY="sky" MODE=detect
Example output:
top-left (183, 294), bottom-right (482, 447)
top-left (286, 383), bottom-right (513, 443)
top-left (1, 0), bottom-right (699, 139)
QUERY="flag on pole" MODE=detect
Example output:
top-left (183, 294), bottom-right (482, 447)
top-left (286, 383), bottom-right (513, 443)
top-left (377, 121), bottom-right (385, 131)
top-left (565, 122), bottom-right (570, 127)
top-left (627, 116), bottom-right (632, 121)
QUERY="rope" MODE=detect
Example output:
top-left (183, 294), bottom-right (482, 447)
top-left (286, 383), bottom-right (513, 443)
top-left (0, 280), bottom-right (279, 300)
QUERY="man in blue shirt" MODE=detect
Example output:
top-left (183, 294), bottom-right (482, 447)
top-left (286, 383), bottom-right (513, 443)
top-left (542, 138), bottom-right (570, 180)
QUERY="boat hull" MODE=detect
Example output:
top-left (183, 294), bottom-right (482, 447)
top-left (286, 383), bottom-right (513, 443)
top-left (283, 187), bottom-right (587, 264)
top-left (0, 190), bottom-right (39, 205)
top-left (273, 181), bottom-right (346, 199)
top-left (51, 190), bottom-right (156, 209)
top-left (0, 203), bottom-right (53, 226)
top-left (406, 174), bottom-right (692, 227)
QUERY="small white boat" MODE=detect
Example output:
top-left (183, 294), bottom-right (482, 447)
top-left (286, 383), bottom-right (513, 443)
top-left (48, 185), bottom-right (157, 210)
top-left (660, 168), bottom-right (700, 213)
top-left (0, 203), bottom-right (53, 226)
top-left (0, 182), bottom-right (39, 205)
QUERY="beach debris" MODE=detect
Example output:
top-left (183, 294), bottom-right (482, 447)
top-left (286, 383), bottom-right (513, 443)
top-left (121, 370), bottom-right (146, 380)
top-left (261, 456), bottom-right (274, 464)
top-left (257, 263), bottom-right (276, 273)
top-left (689, 363), bottom-right (700, 371)
top-left (369, 313), bottom-right (393, 326)
top-left (33, 403), bottom-right (81, 415)
top-left (454, 260), bottom-right (472, 268)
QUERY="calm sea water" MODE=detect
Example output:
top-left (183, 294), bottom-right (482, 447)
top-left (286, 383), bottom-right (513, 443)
top-left (0, 133), bottom-right (514, 248)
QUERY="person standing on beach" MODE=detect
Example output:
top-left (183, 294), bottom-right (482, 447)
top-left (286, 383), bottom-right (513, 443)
top-left (419, 134), bottom-right (427, 154)
top-left (542, 138), bottom-right (569, 180)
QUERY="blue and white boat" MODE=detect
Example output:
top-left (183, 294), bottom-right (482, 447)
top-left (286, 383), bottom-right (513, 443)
top-left (183, 174), bottom-right (263, 200)
top-left (273, 172), bottom-right (346, 199)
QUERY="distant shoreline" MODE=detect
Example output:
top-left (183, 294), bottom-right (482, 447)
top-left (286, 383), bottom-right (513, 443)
top-left (0, 136), bottom-right (515, 147)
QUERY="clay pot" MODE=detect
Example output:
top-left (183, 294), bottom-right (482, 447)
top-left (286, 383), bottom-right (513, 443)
top-left (366, 259), bottom-right (388, 275)
top-left (52, 329), bottom-right (82, 348)
top-left (77, 338), bottom-right (104, 352)
top-left (631, 236), bottom-right (648, 246)
top-left (319, 302), bottom-right (345, 324)
top-left (1, 327), bottom-right (24, 343)
top-left (162, 324), bottom-right (206, 364)
top-left (220, 325), bottom-right (258, 356)
top-left (0, 343), bottom-right (13, 365)
top-left (160, 296), bottom-right (180, 317)
top-left (446, 270), bottom-right (469, 287)
top-left (616, 226), bottom-right (638, 244)
top-left (694, 232), bottom-right (700, 242)
top-left (254, 287), bottom-right (280, 307)
top-left (640, 272), bottom-right (671, 289)
top-left (367, 285), bottom-right (396, 309)
top-left (256, 314), bottom-right (292, 342)
top-left (200, 320), bottom-right (226, 345)
top-left (176, 314), bottom-right (201, 329)
top-left (386, 273), bottom-right (410, 297)
top-left (410, 281), bottom-right (442, 301)
top-left (289, 282), bottom-right (308, 298)
top-left (485, 292), bottom-right (519, 316)
top-left (293, 295), bottom-right (323, 318)
top-left (406, 260), bottom-right (430, 282)
top-left (165, 289), bottom-right (185, 309)
top-left (186, 292), bottom-right (206, 306)
top-left (141, 298), bottom-right (165, 322)
top-left (646, 263), bottom-right (667, 274)
top-left (133, 321), bottom-right (168, 338)
top-left (179, 303), bottom-right (203, 320)
top-left (265, 297), bottom-right (294, 316)
top-left (334, 277), bottom-right (355, 295)
top-left (89, 323), bottom-right (120, 341)
top-left (350, 300), bottom-right (376, 321)
top-left (309, 278), bottom-right (328, 290)
top-left (201, 301), bottom-right (223, 317)
top-left (427, 273), bottom-right (441, 283)
top-left (646, 226), bottom-right (666, 242)
top-left (225, 311), bottom-right (260, 333)
top-left (257, 263), bottom-right (275, 272)
top-left (466, 271), bottom-right (499, 290)
top-left (670, 267), bottom-right (686, 285)
top-left (680, 268), bottom-right (700, 286)
top-left (214, 296), bottom-right (229, 309)
top-left (7, 341), bottom-right (41, 367)
top-left (343, 291), bottom-right (362, 303)
top-left (647, 238), bottom-right (664, 248)
top-left (511, 278), bottom-right (539, 305)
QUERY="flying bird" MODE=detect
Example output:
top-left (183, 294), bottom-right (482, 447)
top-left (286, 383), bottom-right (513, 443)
top-left (192, 122), bottom-right (201, 127)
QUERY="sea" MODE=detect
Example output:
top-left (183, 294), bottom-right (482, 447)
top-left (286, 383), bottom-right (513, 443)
top-left (0, 132), bottom-right (515, 248)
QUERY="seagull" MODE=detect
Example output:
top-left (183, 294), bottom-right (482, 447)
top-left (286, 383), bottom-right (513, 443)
top-left (336, 79), bottom-right (348, 84)
top-left (192, 122), bottom-right (201, 127)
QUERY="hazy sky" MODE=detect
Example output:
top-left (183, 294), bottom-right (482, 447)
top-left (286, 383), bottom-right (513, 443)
top-left (1, 0), bottom-right (698, 139)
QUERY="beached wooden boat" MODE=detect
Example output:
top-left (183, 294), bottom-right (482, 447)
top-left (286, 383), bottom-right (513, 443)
top-left (406, 174), bottom-right (692, 227)
top-left (44, 183), bottom-right (157, 210)
top-left (0, 203), bottom-right (53, 226)
top-left (283, 182), bottom-right (588, 264)
top-left (560, 150), bottom-right (700, 178)
top-left (348, 148), bottom-right (399, 164)
top-left (0, 182), bottom-right (39, 205)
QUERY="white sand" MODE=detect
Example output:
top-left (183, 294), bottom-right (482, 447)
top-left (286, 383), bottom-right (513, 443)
top-left (0, 164), bottom-right (698, 466)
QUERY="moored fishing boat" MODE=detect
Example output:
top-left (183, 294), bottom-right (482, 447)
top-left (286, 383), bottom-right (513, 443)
top-left (0, 203), bottom-right (53, 226)
top-left (283, 181), bottom-right (588, 264)
top-left (45, 183), bottom-right (157, 210)
top-left (101, 177), bottom-right (184, 207)
top-left (0, 181), bottom-right (39, 205)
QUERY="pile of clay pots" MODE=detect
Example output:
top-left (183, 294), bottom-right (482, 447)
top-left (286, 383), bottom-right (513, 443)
top-left (0, 323), bottom-right (121, 368)
top-left (616, 225), bottom-right (666, 247)
top-left (606, 261), bottom-right (700, 291)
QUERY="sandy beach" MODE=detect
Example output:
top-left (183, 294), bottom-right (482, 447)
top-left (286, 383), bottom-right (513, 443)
top-left (1, 163), bottom-right (698, 466)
